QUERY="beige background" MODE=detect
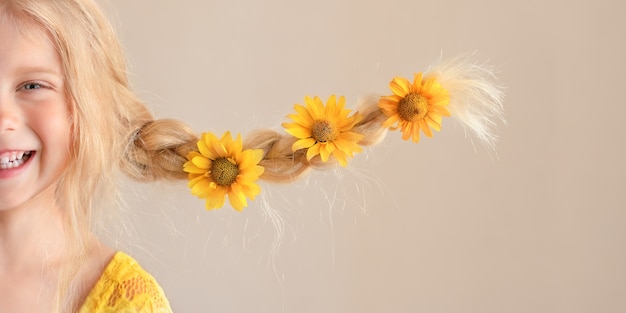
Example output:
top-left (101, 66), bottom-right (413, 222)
top-left (99, 0), bottom-right (625, 312)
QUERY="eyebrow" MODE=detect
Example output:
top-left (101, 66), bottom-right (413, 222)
top-left (15, 65), bottom-right (63, 76)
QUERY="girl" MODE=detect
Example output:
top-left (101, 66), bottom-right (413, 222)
top-left (0, 0), bottom-right (503, 312)
top-left (0, 0), bottom-right (191, 311)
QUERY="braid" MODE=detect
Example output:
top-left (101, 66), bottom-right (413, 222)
top-left (123, 56), bottom-right (504, 211)
top-left (122, 119), bottom-right (198, 182)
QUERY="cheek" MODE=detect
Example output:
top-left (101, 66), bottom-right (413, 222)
top-left (46, 117), bottom-right (72, 178)
top-left (28, 100), bottom-right (72, 162)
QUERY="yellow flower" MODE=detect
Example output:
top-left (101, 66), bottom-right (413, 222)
top-left (379, 73), bottom-right (451, 143)
top-left (183, 131), bottom-right (264, 211)
top-left (282, 95), bottom-right (364, 167)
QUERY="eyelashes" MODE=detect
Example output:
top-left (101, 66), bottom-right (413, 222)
top-left (14, 81), bottom-right (59, 103)
top-left (22, 82), bottom-right (44, 90)
top-left (17, 81), bottom-right (53, 92)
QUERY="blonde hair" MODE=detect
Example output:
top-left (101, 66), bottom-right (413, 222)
top-left (1, 0), bottom-right (503, 312)
top-left (1, 0), bottom-right (196, 311)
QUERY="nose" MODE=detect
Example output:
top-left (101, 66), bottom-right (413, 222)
top-left (0, 92), bottom-right (20, 133)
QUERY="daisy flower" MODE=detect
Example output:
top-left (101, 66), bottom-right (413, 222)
top-left (282, 95), bottom-right (363, 167)
top-left (379, 72), bottom-right (450, 143)
top-left (183, 131), bottom-right (264, 211)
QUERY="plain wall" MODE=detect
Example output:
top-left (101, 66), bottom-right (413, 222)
top-left (100, 0), bottom-right (626, 312)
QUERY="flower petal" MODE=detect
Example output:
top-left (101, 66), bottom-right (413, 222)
top-left (240, 182), bottom-right (261, 200)
top-left (382, 114), bottom-right (400, 128)
top-left (333, 137), bottom-right (363, 155)
top-left (191, 177), bottom-right (213, 197)
top-left (324, 95), bottom-right (337, 117)
top-left (411, 122), bottom-right (421, 143)
top-left (319, 143), bottom-right (335, 162)
top-left (285, 113), bottom-right (313, 127)
top-left (228, 183), bottom-right (248, 211)
top-left (191, 155), bottom-right (211, 169)
top-left (226, 133), bottom-right (243, 158)
top-left (306, 143), bottom-right (321, 161)
top-left (338, 131), bottom-right (364, 143)
top-left (420, 119), bottom-right (433, 137)
top-left (430, 105), bottom-right (451, 117)
top-left (206, 186), bottom-right (227, 210)
top-left (198, 134), bottom-right (216, 159)
top-left (378, 98), bottom-right (400, 113)
top-left (412, 72), bottom-right (424, 91)
top-left (284, 125), bottom-right (313, 139)
top-left (293, 104), bottom-right (315, 124)
top-left (237, 169), bottom-right (261, 185)
top-left (390, 77), bottom-right (411, 97)
top-left (333, 150), bottom-right (349, 167)
top-left (292, 138), bottom-right (316, 151)
top-left (426, 114), bottom-right (442, 131)
top-left (305, 96), bottom-right (324, 119)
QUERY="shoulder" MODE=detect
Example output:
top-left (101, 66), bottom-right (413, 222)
top-left (79, 252), bottom-right (173, 313)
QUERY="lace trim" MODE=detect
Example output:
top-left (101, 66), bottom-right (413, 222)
top-left (79, 252), bottom-right (172, 313)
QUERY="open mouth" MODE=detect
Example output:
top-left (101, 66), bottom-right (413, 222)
top-left (0, 151), bottom-right (34, 170)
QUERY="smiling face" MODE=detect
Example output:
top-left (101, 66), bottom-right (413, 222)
top-left (0, 17), bottom-right (71, 211)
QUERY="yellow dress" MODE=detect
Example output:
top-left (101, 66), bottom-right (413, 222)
top-left (79, 252), bottom-right (173, 313)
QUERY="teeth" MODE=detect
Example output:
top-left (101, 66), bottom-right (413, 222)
top-left (0, 151), bottom-right (32, 169)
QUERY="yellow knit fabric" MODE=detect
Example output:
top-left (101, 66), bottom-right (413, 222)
top-left (79, 252), bottom-right (172, 313)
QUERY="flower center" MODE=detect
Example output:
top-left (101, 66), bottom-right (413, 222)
top-left (210, 157), bottom-right (239, 186)
top-left (398, 93), bottom-right (429, 121)
top-left (311, 119), bottom-right (338, 142)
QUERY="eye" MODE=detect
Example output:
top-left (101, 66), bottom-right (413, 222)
top-left (17, 81), bottom-right (52, 93)
top-left (22, 83), bottom-right (43, 90)
top-left (16, 81), bottom-right (55, 100)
